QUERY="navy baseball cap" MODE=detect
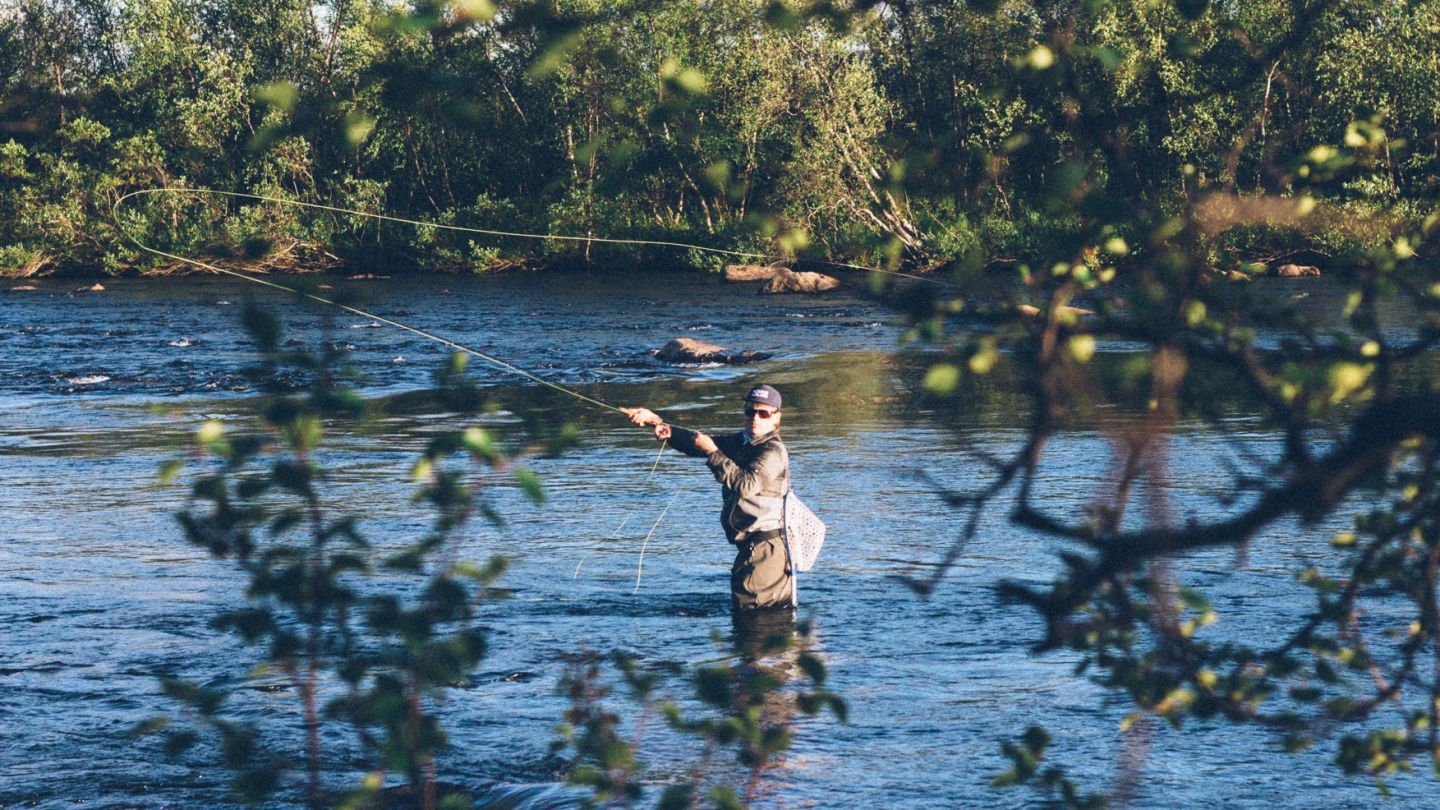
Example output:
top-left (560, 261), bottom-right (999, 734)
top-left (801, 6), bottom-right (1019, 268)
top-left (744, 384), bottom-right (782, 410)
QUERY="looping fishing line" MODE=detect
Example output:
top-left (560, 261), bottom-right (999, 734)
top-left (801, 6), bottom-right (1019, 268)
top-left (633, 490), bottom-right (683, 594)
top-left (572, 438), bottom-right (669, 583)
top-left (111, 186), bottom-right (944, 588)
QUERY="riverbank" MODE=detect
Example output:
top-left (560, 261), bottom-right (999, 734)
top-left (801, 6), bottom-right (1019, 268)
top-left (5, 206), bottom-right (1423, 284)
top-left (0, 243), bottom-right (565, 280)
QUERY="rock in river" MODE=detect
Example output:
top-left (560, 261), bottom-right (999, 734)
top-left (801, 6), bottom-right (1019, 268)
top-left (656, 338), bottom-right (771, 365)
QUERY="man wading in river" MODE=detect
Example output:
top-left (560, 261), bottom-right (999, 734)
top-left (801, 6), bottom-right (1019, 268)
top-left (623, 384), bottom-right (794, 611)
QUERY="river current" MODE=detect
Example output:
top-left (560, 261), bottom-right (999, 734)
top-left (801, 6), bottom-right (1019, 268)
top-left (0, 270), bottom-right (1427, 807)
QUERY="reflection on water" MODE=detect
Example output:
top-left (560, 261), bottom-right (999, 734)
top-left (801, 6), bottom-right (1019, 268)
top-left (0, 273), bottom-right (1429, 807)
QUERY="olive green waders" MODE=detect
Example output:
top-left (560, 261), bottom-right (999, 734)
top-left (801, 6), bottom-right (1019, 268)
top-left (731, 530), bottom-right (794, 610)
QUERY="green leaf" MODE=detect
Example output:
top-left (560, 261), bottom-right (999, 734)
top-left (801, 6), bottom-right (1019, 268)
top-left (1091, 46), bottom-right (1121, 71)
top-left (656, 785), bottom-right (692, 810)
top-left (923, 363), bottom-right (961, 394)
top-left (763, 1), bottom-right (802, 30)
top-left (232, 765), bottom-right (280, 804)
top-left (241, 304), bottom-right (282, 353)
top-left (798, 653), bottom-right (827, 685)
top-left (695, 666), bottom-right (731, 709)
top-left (455, 555), bottom-right (509, 586)
top-left (1283, 734), bottom-right (1315, 753)
top-left (514, 468), bottom-right (545, 504)
top-left (252, 81), bottom-right (298, 112)
top-left (158, 458), bottom-right (185, 484)
top-left (162, 729), bottom-right (199, 758)
top-left (705, 785), bottom-right (743, 810)
top-left (130, 716), bottom-right (171, 738)
top-left (1177, 587), bottom-right (1211, 613)
top-left (438, 793), bottom-right (473, 810)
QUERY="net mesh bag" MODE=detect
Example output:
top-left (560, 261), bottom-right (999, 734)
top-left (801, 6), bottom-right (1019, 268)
top-left (783, 491), bottom-right (826, 572)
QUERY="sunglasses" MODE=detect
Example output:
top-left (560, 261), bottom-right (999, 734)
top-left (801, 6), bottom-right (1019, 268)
top-left (744, 406), bottom-right (779, 419)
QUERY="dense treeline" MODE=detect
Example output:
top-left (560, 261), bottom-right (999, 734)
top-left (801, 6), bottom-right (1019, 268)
top-left (0, 0), bottom-right (1436, 276)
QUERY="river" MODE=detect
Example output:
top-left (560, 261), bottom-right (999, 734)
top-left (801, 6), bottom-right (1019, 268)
top-left (0, 269), bottom-right (1426, 807)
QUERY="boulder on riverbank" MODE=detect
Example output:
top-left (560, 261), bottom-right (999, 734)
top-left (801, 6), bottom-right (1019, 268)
top-left (723, 264), bottom-right (783, 282)
top-left (1273, 263), bottom-right (1320, 278)
top-left (723, 263), bottom-right (843, 293)
top-left (656, 338), bottom-right (771, 365)
top-left (759, 268), bottom-right (843, 294)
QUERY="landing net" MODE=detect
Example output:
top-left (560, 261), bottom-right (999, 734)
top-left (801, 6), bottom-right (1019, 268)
top-left (783, 491), bottom-right (826, 573)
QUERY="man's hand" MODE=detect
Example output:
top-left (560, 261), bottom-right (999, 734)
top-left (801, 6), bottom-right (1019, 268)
top-left (622, 407), bottom-right (662, 427)
top-left (693, 431), bottom-right (718, 454)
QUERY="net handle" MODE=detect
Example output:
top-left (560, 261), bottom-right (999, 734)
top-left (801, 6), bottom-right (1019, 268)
top-left (782, 490), bottom-right (799, 608)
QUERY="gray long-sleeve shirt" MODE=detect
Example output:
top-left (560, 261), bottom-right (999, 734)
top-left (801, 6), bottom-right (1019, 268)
top-left (669, 427), bottom-right (790, 544)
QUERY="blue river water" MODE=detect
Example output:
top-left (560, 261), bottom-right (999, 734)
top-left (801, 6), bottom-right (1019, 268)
top-left (0, 269), bottom-right (1428, 807)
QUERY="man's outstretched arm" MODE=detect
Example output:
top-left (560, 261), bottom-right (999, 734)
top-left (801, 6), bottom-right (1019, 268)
top-left (622, 407), bottom-right (713, 458)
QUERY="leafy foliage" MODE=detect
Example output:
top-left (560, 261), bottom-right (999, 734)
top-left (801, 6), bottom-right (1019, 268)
top-left (552, 619), bottom-right (846, 808)
top-left (992, 726), bottom-right (1105, 809)
top-left (137, 304), bottom-right (559, 808)
top-left (868, 0), bottom-right (1440, 802)
top-left (3, 0), bottom-right (1435, 276)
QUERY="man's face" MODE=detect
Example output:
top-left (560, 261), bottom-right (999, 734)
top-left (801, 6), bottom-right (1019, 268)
top-left (744, 403), bottom-right (780, 432)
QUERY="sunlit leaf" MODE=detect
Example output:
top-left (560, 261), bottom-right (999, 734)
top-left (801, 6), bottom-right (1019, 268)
top-left (514, 468), bottom-right (545, 504)
top-left (922, 363), bottom-right (961, 394)
top-left (252, 81), bottom-right (298, 112)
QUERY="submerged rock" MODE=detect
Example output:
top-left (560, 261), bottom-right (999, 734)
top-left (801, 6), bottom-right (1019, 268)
top-left (8, 285), bottom-right (38, 292)
top-left (759, 268), bottom-right (843, 294)
top-left (75, 283), bottom-right (105, 292)
top-left (1273, 263), bottom-right (1320, 278)
top-left (656, 337), bottom-right (771, 365)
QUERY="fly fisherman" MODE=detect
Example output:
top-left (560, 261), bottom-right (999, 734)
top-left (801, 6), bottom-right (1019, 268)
top-left (623, 384), bottom-right (794, 611)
